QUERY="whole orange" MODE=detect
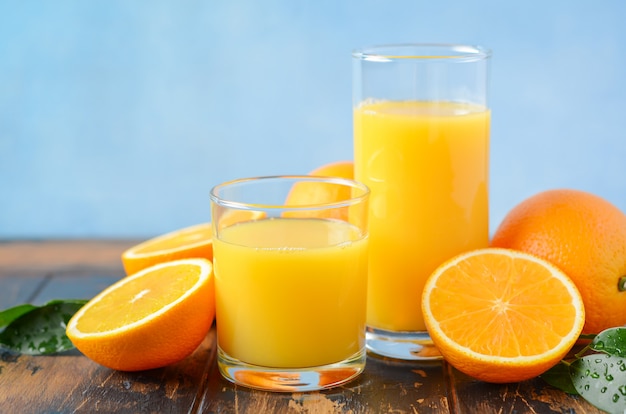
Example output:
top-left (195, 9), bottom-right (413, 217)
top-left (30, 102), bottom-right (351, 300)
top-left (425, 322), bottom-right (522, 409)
top-left (283, 160), bottom-right (356, 220)
top-left (491, 189), bottom-right (626, 335)
top-left (308, 160), bottom-right (354, 179)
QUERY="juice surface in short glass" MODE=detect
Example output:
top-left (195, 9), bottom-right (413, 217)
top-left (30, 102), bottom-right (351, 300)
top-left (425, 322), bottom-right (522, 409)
top-left (213, 217), bottom-right (368, 368)
top-left (354, 100), bottom-right (490, 332)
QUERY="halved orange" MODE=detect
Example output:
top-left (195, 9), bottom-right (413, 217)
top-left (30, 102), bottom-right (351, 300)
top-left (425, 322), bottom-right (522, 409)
top-left (66, 258), bottom-right (215, 371)
top-left (422, 248), bottom-right (585, 383)
top-left (122, 223), bottom-right (213, 275)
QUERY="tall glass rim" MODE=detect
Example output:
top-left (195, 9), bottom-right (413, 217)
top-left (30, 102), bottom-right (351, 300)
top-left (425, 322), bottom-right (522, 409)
top-left (209, 175), bottom-right (370, 211)
top-left (352, 43), bottom-right (491, 63)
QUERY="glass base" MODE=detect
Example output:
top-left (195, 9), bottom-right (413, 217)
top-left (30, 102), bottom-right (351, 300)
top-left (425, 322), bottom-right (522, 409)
top-left (217, 347), bottom-right (366, 392)
top-left (366, 327), bottom-right (442, 360)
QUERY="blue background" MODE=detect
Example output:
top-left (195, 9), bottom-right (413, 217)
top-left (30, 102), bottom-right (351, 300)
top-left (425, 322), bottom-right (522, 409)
top-left (1, 1), bottom-right (625, 239)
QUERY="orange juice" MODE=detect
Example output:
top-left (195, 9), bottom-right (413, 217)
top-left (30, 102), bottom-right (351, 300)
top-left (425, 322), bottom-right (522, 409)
top-left (354, 100), bottom-right (490, 332)
top-left (213, 217), bottom-right (368, 368)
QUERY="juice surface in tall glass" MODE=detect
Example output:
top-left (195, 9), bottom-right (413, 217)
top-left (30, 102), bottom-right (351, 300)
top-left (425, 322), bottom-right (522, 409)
top-left (213, 217), bottom-right (368, 368)
top-left (354, 100), bottom-right (490, 332)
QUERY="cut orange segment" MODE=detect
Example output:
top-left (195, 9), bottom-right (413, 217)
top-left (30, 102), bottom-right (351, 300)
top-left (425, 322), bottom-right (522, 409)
top-left (422, 248), bottom-right (585, 383)
top-left (66, 258), bottom-right (215, 372)
top-left (121, 223), bottom-right (213, 275)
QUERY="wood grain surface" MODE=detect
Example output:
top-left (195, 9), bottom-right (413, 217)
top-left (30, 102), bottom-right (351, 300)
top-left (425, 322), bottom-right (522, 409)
top-left (0, 241), bottom-right (602, 414)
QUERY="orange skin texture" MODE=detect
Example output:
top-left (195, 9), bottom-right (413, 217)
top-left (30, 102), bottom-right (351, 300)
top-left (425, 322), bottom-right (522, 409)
top-left (283, 161), bottom-right (356, 220)
top-left (491, 189), bottom-right (626, 335)
top-left (308, 160), bottom-right (354, 179)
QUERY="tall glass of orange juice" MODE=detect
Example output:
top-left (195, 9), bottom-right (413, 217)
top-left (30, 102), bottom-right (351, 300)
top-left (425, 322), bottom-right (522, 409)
top-left (353, 44), bottom-right (491, 360)
top-left (210, 175), bottom-right (370, 391)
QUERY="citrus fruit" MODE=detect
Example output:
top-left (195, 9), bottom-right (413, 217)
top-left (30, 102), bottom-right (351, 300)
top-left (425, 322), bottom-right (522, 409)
top-left (121, 223), bottom-right (213, 275)
top-left (422, 248), bottom-right (585, 383)
top-left (490, 189), bottom-right (626, 335)
top-left (308, 160), bottom-right (354, 179)
top-left (284, 161), bottom-right (355, 220)
top-left (66, 258), bottom-right (215, 371)
top-left (214, 209), bottom-right (267, 232)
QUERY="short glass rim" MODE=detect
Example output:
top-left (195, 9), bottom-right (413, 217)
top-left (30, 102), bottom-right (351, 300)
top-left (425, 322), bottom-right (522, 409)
top-left (352, 43), bottom-right (491, 63)
top-left (209, 174), bottom-right (370, 211)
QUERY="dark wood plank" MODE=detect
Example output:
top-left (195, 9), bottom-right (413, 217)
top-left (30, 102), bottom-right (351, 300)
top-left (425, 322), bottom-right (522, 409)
top-left (0, 274), bottom-right (49, 308)
top-left (0, 254), bottom-right (216, 413)
top-left (447, 366), bottom-right (603, 414)
top-left (0, 241), bottom-right (611, 413)
top-left (0, 240), bottom-right (136, 274)
top-left (31, 269), bottom-right (123, 305)
top-left (0, 330), bottom-right (215, 414)
top-left (200, 354), bottom-right (450, 413)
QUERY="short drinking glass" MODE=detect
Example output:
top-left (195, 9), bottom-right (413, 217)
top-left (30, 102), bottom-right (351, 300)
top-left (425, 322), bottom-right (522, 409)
top-left (210, 175), bottom-right (370, 391)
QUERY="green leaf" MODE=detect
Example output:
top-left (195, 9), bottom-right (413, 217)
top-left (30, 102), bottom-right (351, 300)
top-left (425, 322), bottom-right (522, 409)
top-left (0, 300), bottom-right (87, 355)
top-left (579, 333), bottom-right (597, 341)
top-left (590, 327), bottom-right (626, 357)
top-left (0, 304), bottom-right (37, 329)
top-left (570, 353), bottom-right (626, 413)
top-left (541, 361), bottom-right (579, 395)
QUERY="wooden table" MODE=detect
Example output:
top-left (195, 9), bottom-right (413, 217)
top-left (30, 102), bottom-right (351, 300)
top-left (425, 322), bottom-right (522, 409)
top-left (0, 241), bottom-right (603, 413)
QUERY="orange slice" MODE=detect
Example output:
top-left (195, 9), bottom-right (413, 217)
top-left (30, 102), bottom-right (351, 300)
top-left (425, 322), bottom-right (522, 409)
top-left (121, 223), bottom-right (213, 275)
top-left (66, 258), bottom-right (215, 371)
top-left (422, 248), bottom-right (585, 383)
